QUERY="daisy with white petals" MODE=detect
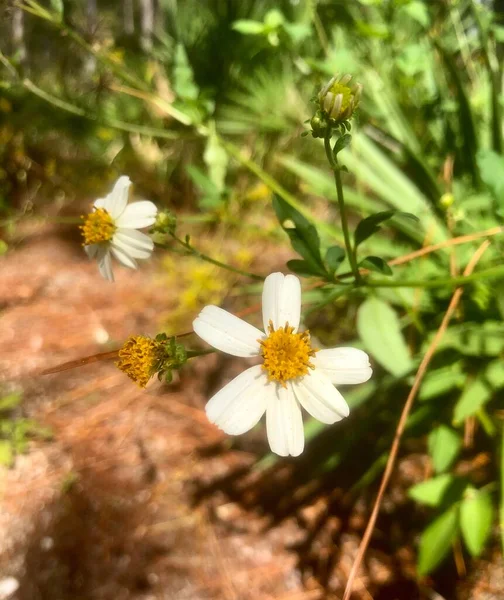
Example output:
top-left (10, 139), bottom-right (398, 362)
top-left (193, 272), bottom-right (372, 457)
top-left (81, 176), bottom-right (158, 281)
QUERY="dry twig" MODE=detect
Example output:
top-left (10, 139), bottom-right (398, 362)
top-left (342, 240), bottom-right (491, 600)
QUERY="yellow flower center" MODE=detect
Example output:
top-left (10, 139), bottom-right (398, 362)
top-left (259, 321), bottom-right (317, 387)
top-left (328, 82), bottom-right (352, 113)
top-left (80, 208), bottom-right (116, 245)
top-left (116, 335), bottom-right (161, 388)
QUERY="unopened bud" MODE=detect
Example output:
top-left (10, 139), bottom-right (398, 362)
top-left (318, 74), bottom-right (362, 125)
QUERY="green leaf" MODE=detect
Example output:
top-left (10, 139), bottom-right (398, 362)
top-left (50, 0), bottom-right (64, 19)
top-left (0, 240), bottom-right (8, 255)
top-left (477, 150), bottom-right (504, 200)
top-left (354, 210), bottom-right (418, 248)
top-left (287, 260), bottom-right (321, 278)
top-left (401, 1), bottom-right (430, 27)
top-left (460, 490), bottom-right (494, 557)
top-left (354, 210), bottom-right (396, 247)
top-left (359, 256), bottom-right (393, 276)
top-left (432, 321), bottom-right (504, 357)
top-left (453, 361), bottom-right (504, 425)
top-left (428, 426), bottom-right (462, 473)
top-left (186, 165), bottom-right (222, 210)
top-left (419, 364), bottom-right (465, 401)
top-left (264, 9), bottom-right (284, 28)
top-left (357, 297), bottom-right (412, 376)
top-left (272, 195), bottom-right (326, 274)
top-left (0, 393), bottom-right (22, 411)
top-left (325, 246), bottom-right (345, 275)
top-left (203, 127), bottom-right (228, 193)
top-left (334, 134), bottom-right (352, 156)
top-left (173, 44), bottom-right (199, 100)
top-left (409, 474), bottom-right (455, 507)
top-left (232, 20), bottom-right (266, 35)
top-left (418, 507), bottom-right (459, 575)
top-left (454, 378), bottom-right (490, 425)
top-left (0, 440), bottom-right (13, 466)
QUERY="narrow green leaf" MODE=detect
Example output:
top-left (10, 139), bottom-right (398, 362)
top-left (460, 490), bottom-right (494, 557)
top-left (325, 246), bottom-right (345, 275)
top-left (334, 134), bottom-right (352, 156)
top-left (359, 256), bottom-right (393, 276)
top-left (273, 195), bottom-right (325, 273)
top-left (232, 20), bottom-right (266, 35)
top-left (203, 127), bottom-right (228, 193)
top-left (477, 149), bottom-right (504, 199)
top-left (408, 474), bottom-right (455, 507)
top-left (418, 507), bottom-right (459, 575)
top-left (357, 297), bottom-right (412, 376)
top-left (287, 260), bottom-right (321, 277)
top-left (354, 210), bottom-right (396, 247)
top-left (50, 0), bottom-right (64, 19)
top-left (428, 426), bottom-right (462, 473)
top-left (173, 44), bottom-right (199, 100)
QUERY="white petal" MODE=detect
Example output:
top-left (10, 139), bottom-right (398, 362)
top-left (266, 384), bottom-right (304, 457)
top-left (294, 370), bottom-right (349, 424)
top-left (113, 229), bottom-right (154, 259)
top-left (100, 176), bottom-right (131, 219)
top-left (84, 244), bottom-right (99, 259)
top-left (115, 201), bottom-right (157, 229)
top-left (193, 305), bottom-right (262, 357)
top-left (97, 248), bottom-right (114, 282)
top-left (110, 243), bottom-right (138, 269)
top-left (262, 272), bottom-right (301, 332)
top-left (205, 365), bottom-right (270, 435)
top-left (313, 347), bottom-right (372, 384)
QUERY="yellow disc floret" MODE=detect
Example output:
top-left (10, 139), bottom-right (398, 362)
top-left (80, 208), bottom-right (116, 245)
top-left (259, 321), bottom-right (317, 387)
top-left (116, 335), bottom-right (161, 388)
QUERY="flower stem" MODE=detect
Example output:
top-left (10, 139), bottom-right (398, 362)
top-left (162, 233), bottom-right (264, 281)
top-left (186, 348), bottom-right (215, 359)
top-left (324, 128), bottom-right (361, 284)
top-left (365, 263), bottom-right (504, 289)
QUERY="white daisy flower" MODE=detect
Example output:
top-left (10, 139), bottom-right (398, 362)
top-left (193, 272), bottom-right (372, 457)
top-left (81, 176), bottom-right (157, 281)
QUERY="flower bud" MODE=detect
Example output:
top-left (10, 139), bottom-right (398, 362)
top-left (318, 74), bottom-right (362, 125)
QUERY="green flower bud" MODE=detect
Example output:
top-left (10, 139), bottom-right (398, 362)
top-left (440, 193), bottom-right (454, 209)
top-left (318, 74), bottom-right (362, 125)
top-left (151, 210), bottom-right (177, 235)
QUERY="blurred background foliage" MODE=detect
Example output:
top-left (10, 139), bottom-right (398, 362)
top-left (1, 0), bottom-right (504, 584)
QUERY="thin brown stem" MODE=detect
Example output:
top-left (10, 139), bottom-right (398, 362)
top-left (342, 240), bottom-right (491, 600)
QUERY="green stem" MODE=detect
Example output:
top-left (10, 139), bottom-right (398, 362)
top-left (500, 424), bottom-right (504, 556)
top-left (324, 128), bottom-right (361, 283)
top-left (160, 234), bottom-right (264, 281)
top-left (366, 263), bottom-right (504, 289)
top-left (186, 349), bottom-right (215, 359)
top-left (221, 139), bottom-right (343, 241)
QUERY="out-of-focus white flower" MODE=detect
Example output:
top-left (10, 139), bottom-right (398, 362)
top-left (193, 273), bottom-right (372, 457)
top-left (81, 176), bottom-right (157, 281)
top-left (0, 577), bottom-right (19, 600)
